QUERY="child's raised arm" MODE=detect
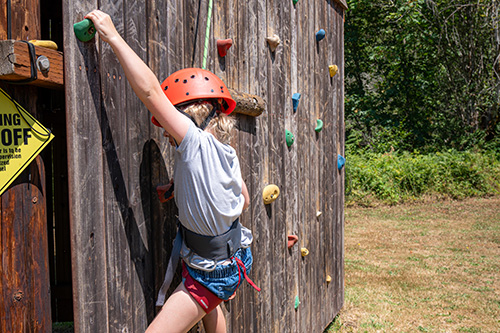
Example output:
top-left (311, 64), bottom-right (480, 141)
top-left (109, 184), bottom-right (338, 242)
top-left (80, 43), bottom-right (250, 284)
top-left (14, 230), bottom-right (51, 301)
top-left (85, 10), bottom-right (190, 144)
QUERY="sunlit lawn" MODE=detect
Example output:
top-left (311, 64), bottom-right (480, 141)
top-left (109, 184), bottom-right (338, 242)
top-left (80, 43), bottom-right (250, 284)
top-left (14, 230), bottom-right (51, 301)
top-left (326, 196), bottom-right (500, 332)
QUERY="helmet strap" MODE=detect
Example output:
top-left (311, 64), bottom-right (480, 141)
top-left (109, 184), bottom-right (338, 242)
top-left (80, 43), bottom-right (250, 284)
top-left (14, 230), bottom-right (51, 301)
top-left (198, 103), bottom-right (219, 130)
top-left (175, 101), bottom-right (219, 131)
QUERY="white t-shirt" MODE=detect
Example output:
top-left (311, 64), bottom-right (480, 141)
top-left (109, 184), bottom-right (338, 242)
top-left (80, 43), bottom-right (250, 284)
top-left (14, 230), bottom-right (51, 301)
top-left (174, 122), bottom-right (253, 270)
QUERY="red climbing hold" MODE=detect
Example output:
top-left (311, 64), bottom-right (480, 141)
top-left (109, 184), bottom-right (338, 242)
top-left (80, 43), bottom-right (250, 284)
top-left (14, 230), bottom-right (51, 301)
top-left (287, 235), bottom-right (298, 249)
top-left (217, 39), bottom-right (233, 57)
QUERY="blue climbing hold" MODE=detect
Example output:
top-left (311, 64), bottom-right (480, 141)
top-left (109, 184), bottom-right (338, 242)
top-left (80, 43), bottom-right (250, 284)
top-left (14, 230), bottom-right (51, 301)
top-left (292, 93), bottom-right (301, 112)
top-left (316, 29), bottom-right (326, 42)
top-left (337, 154), bottom-right (345, 170)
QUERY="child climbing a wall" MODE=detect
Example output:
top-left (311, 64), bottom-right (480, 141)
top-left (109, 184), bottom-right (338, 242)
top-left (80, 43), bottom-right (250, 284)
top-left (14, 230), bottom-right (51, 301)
top-left (85, 10), bottom-right (260, 333)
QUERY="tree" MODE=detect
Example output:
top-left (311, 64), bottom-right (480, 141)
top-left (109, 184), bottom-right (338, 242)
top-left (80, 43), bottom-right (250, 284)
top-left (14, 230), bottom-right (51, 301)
top-left (345, 0), bottom-right (500, 152)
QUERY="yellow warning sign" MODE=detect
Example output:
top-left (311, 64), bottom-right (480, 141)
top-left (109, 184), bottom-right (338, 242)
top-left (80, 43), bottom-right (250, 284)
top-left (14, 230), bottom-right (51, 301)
top-left (0, 88), bottom-right (54, 196)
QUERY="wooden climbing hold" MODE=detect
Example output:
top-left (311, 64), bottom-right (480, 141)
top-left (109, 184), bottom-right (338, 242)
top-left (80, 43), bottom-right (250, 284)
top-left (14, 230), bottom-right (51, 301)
top-left (217, 39), bottom-right (233, 57)
top-left (265, 34), bottom-right (281, 52)
top-left (292, 93), bottom-right (301, 112)
top-left (337, 154), bottom-right (346, 171)
top-left (326, 275), bottom-right (332, 284)
top-left (315, 119), bottom-right (323, 132)
top-left (316, 29), bottom-right (326, 42)
top-left (263, 184), bottom-right (280, 204)
top-left (287, 235), bottom-right (298, 249)
top-left (301, 248), bottom-right (309, 257)
top-left (286, 130), bottom-right (295, 147)
top-left (329, 64), bottom-right (338, 77)
top-left (294, 295), bottom-right (300, 310)
top-left (74, 19), bottom-right (96, 42)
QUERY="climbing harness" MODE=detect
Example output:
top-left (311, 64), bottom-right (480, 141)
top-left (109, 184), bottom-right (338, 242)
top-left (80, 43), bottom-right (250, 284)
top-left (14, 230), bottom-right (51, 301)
top-left (156, 218), bottom-right (259, 306)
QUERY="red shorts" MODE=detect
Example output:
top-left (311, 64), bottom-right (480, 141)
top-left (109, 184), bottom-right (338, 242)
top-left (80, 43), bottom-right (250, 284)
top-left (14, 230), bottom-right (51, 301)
top-left (182, 262), bottom-right (223, 314)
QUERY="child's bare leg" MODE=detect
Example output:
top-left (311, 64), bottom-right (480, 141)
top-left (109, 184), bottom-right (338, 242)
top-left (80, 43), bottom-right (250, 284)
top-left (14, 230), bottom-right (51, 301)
top-left (146, 282), bottom-right (206, 333)
top-left (202, 305), bottom-right (226, 333)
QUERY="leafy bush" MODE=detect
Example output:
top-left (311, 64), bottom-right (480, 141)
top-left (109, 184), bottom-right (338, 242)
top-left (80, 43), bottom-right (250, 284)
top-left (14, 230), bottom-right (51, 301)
top-left (346, 150), bottom-right (500, 205)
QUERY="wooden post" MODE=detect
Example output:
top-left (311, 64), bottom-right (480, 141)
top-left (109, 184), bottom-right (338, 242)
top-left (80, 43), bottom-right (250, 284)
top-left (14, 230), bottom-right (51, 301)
top-left (0, 0), bottom-right (52, 332)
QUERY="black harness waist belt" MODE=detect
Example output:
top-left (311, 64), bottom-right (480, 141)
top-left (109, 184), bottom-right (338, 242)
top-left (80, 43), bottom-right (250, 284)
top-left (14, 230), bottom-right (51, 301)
top-left (156, 218), bottom-right (242, 306)
top-left (180, 218), bottom-right (241, 260)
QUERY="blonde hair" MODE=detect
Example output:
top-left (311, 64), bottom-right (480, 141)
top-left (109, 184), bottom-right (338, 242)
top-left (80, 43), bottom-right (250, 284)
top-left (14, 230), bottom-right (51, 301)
top-left (182, 101), bottom-right (236, 145)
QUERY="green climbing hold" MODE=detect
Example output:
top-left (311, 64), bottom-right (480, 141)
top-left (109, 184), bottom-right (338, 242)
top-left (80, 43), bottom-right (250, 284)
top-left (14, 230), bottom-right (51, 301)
top-left (286, 130), bottom-right (295, 147)
top-left (74, 19), bottom-right (96, 42)
top-left (315, 119), bottom-right (324, 132)
top-left (293, 0), bottom-right (299, 5)
top-left (294, 295), bottom-right (300, 309)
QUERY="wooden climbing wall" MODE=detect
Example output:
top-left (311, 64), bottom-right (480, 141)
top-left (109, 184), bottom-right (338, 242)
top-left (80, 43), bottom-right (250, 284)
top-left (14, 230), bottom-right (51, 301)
top-left (63, 0), bottom-right (345, 332)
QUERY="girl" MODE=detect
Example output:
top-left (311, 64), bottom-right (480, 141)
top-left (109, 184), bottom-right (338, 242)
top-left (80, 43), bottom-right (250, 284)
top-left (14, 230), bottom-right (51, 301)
top-left (85, 10), bottom-right (259, 333)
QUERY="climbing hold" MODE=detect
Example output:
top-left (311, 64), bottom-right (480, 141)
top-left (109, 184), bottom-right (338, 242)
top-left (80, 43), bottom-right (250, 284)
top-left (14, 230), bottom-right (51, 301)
top-left (337, 154), bottom-right (346, 171)
top-left (156, 183), bottom-right (175, 203)
top-left (287, 235), bottom-right (298, 249)
top-left (217, 39), bottom-right (233, 57)
top-left (74, 19), bottom-right (96, 42)
top-left (329, 64), bottom-right (338, 77)
top-left (301, 248), bottom-right (309, 257)
top-left (286, 130), bottom-right (295, 147)
top-left (337, 154), bottom-right (345, 171)
top-left (326, 275), bottom-right (332, 284)
top-left (263, 184), bottom-right (280, 204)
top-left (292, 93), bottom-right (301, 112)
top-left (315, 29), bottom-right (326, 42)
top-left (29, 40), bottom-right (58, 50)
top-left (316, 211), bottom-right (322, 218)
top-left (265, 34), bottom-right (281, 52)
top-left (294, 295), bottom-right (300, 310)
top-left (293, 0), bottom-right (299, 5)
top-left (315, 119), bottom-right (323, 132)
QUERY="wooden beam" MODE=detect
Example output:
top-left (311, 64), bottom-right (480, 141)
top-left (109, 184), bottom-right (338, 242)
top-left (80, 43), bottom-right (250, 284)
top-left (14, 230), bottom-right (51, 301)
top-left (334, 0), bottom-right (348, 10)
top-left (229, 88), bottom-right (265, 117)
top-left (0, 40), bottom-right (64, 89)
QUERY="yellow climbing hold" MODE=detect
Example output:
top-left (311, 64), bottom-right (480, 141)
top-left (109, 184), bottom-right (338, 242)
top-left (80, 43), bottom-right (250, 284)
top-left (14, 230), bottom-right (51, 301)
top-left (301, 248), bottom-right (309, 257)
top-left (29, 40), bottom-right (58, 50)
top-left (262, 184), bottom-right (280, 204)
top-left (329, 64), bottom-right (338, 77)
top-left (326, 275), bottom-right (332, 284)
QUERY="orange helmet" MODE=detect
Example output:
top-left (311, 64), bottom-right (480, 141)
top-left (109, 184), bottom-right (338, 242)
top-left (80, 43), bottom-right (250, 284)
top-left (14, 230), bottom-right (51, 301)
top-left (152, 68), bottom-right (236, 127)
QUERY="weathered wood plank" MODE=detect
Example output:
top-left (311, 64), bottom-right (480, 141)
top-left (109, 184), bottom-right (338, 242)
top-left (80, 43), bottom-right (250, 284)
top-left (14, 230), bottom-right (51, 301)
top-left (62, 2), bottom-right (109, 332)
top-left (0, 1), bottom-right (51, 331)
top-left (335, 1), bottom-right (346, 315)
top-left (99, 1), bottom-right (135, 331)
top-left (245, 0), bottom-right (271, 331)
top-left (0, 40), bottom-right (64, 89)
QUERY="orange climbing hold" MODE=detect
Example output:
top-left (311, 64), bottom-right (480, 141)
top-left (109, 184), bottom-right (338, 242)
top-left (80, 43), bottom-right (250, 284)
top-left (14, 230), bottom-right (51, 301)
top-left (217, 39), bottom-right (233, 57)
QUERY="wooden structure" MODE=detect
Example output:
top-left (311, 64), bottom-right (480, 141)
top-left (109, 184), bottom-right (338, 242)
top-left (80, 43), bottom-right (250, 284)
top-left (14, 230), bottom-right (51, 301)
top-left (0, 0), bottom-right (55, 331)
top-left (1, 0), bottom-right (345, 331)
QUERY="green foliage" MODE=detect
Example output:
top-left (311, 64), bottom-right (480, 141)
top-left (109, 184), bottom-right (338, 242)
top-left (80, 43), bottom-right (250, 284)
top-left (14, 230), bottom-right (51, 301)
top-left (345, 0), bottom-right (500, 153)
top-left (346, 150), bottom-right (500, 205)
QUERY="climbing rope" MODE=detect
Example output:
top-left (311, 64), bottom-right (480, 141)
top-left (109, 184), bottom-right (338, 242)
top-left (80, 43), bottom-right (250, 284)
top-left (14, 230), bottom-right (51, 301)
top-left (202, 0), bottom-right (214, 69)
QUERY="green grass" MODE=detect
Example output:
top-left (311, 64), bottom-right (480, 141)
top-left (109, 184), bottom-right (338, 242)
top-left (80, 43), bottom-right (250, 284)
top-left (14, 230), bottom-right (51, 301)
top-left (325, 196), bottom-right (500, 332)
